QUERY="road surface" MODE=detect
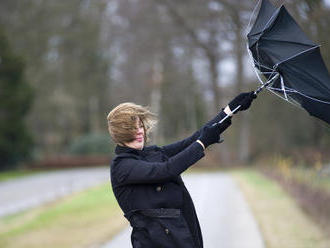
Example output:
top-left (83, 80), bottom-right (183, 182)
top-left (101, 172), bottom-right (264, 248)
top-left (0, 167), bottom-right (109, 217)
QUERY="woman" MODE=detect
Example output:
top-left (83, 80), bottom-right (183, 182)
top-left (107, 92), bottom-right (256, 248)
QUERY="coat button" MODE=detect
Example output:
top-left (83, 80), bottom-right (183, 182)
top-left (164, 228), bottom-right (169, 235)
top-left (156, 186), bottom-right (162, 192)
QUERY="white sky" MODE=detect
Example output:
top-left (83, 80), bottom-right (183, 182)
top-left (325, 0), bottom-right (330, 7)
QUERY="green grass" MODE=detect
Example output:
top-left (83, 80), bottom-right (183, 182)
top-left (232, 169), bottom-right (329, 248)
top-left (0, 183), bottom-right (127, 248)
top-left (287, 167), bottom-right (330, 193)
top-left (268, 156), bottom-right (330, 193)
top-left (0, 170), bottom-right (42, 182)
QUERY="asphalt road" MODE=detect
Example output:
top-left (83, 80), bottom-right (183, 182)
top-left (101, 172), bottom-right (265, 248)
top-left (0, 167), bottom-right (109, 217)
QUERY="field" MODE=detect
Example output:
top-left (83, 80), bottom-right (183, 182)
top-left (233, 169), bottom-right (330, 248)
top-left (0, 183), bottom-right (126, 248)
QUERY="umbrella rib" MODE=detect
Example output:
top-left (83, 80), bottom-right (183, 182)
top-left (246, 0), bottom-right (263, 35)
top-left (247, 44), bottom-right (272, 85)
top-left (280, 75), bottom-right (288, 100)
top-left (287, 89), bottom-right (330, 105)
top-left (246, 43), bottom-right (278, 88)
top-left (260, 37), bottom-right (316, 47)
top-left (267, 87), bottom-right (303, 108)
top-left (260, 7), bottom-right (281, 34)
top-left (247, 42), bottom-right (265, 85)
top-left (267, 86), bottom-right (330, 105)
top-left (248, 5), bottom-right (281, 45)
top-left (253, 60), bottom-right (273, 71)
top-left (249, 43), bottom-right (274, 71)
top-left (275, 45), bottom-right (320, 67)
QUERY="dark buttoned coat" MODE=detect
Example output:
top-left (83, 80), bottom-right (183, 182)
top-left (110, 111), bottom-right (227, 248)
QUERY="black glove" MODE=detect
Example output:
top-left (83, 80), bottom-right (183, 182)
top-left (228, 91), bottom-right (257, 112)
top-left (198, 118), bottom-right (231, 148)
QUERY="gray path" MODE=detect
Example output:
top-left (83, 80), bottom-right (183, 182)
top-left (0, 167), bottom-right (109, 217)
top-left (101, 172), bottom-right (264, 248)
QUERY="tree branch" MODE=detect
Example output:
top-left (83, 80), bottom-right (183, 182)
top-left (155, 0), bottom-right (212, 56)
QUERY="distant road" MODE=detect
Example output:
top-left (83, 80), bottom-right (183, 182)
top-left (0, 167), bottom-right (109, 217)
top-left (101, 172), bottom-right (265, 248)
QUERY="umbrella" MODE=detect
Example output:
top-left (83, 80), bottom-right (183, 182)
top-left (246, 0), bottom-right (330, 125)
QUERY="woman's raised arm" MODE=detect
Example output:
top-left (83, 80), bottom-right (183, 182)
top-left (112, 142), bottom-right (204, 185)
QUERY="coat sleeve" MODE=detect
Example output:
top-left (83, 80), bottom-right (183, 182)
top-left (161, 131), bottom-right (201, 157)
top-left (113, 142), bottom-right (204, 185)
top-left (162, 110), bottom-right (227, 157)
top-left (203, 109), bottom-right (227, 127)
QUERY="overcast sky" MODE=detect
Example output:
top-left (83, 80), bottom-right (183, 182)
top-left (325, 0), bottom-right (330, 7)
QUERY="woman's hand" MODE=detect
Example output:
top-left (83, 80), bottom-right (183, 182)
top-left (197, 118), bottom-right (231, 149)
top-left (199, 91), bottom-right (256, 132)
top-left (227, 91), bottom-right (257, 114)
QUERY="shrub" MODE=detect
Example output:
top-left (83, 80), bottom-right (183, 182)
top-left (0, 27), bottom-right (34, 171)
top-left (68, 133), bottom-right (114, 155)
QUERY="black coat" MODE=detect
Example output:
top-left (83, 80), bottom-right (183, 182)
top-left (110, 131), bottom-right (206, 248)
top-left (110, 111), bottom-right (227, 248)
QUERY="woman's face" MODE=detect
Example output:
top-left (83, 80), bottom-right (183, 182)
top-left (124, 118), bottom-right (145, 150)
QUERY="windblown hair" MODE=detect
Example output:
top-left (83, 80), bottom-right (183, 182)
top-left (107, 102), bottom-right (157, 145)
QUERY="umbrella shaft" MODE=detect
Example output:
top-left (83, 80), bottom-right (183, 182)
top-left (212, 105), bottom-right (241, 126)
top-left (214, 73), bottom-right (279, 127)
top-left (254, 73), bottom-right (280, 95)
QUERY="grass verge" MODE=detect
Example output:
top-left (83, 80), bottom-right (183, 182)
top-left (232, 169), bottom-right (329, 248)
top-left (0, 183), bottom-right (127, 248)
top-left (0, 170), bottom-right (43, 182)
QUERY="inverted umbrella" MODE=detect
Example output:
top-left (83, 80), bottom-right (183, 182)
top-left (246, 0), bottom-right (330, 125)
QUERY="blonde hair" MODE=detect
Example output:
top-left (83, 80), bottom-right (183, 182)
top-left (107, 102), bottom-right (157, 145)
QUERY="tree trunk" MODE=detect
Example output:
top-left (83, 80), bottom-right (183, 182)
top-left (233, 14), bottom-right (250, 163)
top-left (150, 57), bottom-right (163, 144)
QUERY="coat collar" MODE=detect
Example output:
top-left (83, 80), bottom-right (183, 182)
top-left (115, 144), bottom-right (158, 155)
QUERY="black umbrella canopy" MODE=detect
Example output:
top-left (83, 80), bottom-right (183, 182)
top-left (247, 0), bottom-right (330, 124)
top-left (248, 0), bottom-right (277, 48)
